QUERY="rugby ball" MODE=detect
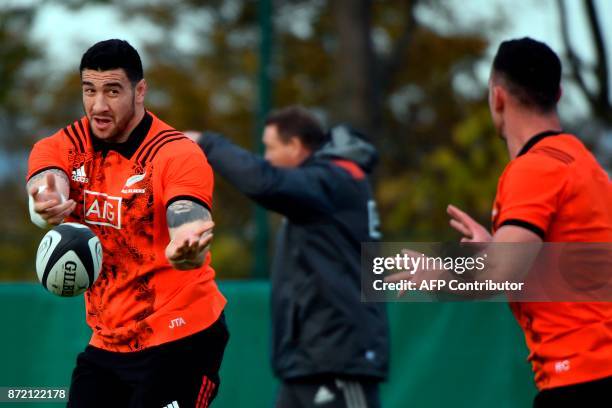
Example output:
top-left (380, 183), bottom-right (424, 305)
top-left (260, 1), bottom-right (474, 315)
top-left (35, 222), bottom-right (102, 297)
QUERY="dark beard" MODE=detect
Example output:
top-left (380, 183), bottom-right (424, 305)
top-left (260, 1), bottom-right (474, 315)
top-left (87, 95), bottom-right (136, 143)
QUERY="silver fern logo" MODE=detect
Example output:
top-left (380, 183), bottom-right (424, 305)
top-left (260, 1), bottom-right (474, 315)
top-left (122, 172), bottom-right (146, 194)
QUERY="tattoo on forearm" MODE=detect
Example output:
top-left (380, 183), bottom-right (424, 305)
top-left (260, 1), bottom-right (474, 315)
top-left (167, 200), bottom-right (211, 228)
top-left (27, 169), bottom-right (69, 189)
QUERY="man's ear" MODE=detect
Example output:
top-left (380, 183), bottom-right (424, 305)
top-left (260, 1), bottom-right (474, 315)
top-left (135, 79), bottom-right (147, 104)
top-left (287, 135), bottom-right (303, 152)
top-left (492, 85), bottom-right (505, 113)
top-left (288, 136), bottom-right (311, 163)
top-left (556, 85), bottom-right (563, 102)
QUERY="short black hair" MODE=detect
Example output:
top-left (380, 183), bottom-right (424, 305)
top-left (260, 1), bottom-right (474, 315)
top-left (492, 37), bottom-right (561, 112)
top-left (265, 106), bottom-right (327, 150)
top-left (79, 39), bottom-right (143, 85)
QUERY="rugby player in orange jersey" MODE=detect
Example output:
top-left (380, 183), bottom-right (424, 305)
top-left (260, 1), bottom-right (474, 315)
top-left (26, 39), bottom-right (228, 407)
top-left (448, 38), bottom-right (612, 407)
top-left (389, 38), bottom-right (612, 407)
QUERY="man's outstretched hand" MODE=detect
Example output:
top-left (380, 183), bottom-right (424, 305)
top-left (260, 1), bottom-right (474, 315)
top-left (165, 220), bottom-right (214, 270)
top-left (447, 204), bottom-right (492, 243)
top-left (28, 172), bottom-right (76, 226)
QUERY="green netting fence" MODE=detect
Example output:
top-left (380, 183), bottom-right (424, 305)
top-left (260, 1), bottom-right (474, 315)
top-left (0, 282), bottom-right (536, 407)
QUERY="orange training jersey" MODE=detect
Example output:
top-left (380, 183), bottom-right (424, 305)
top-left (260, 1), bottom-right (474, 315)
top-left (27, 112), bottom-right (226, 352)
top-left (492, 132), bottom-right (612, 390)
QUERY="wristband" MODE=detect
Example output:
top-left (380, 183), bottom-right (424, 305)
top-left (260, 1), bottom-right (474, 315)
top-left (28, 186), bottom-right (68, 228)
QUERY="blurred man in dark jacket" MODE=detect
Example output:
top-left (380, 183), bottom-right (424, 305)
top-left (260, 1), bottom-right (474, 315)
top-left (187, 106), bottom-right (389, 408)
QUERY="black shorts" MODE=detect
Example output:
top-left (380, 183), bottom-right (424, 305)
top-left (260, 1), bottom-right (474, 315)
top-left (68, 313), bottom-right (229, 408)
top-left (533, 375), bottom-right (612, 408)
top-left (275, 375), bottom-right (381, 408)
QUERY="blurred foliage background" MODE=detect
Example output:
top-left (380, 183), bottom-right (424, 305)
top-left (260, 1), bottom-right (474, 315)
top-left (0, 0), bottom-right (610, 280)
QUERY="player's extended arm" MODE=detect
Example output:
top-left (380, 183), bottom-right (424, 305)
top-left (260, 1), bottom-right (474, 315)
top-left (26, 169), bottom-right (76, 227)
top-left (165, 199), bottom-right (214, 270)
top-left (386, 205), bottom-right (542, 296)
top-left (447, 204), bottom-right (542, 282)
top-left (185, 131), bottom-right (333, 217)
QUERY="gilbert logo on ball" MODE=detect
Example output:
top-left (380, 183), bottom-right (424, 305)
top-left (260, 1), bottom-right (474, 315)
top-left (36, 222), bottom-right (102, 297)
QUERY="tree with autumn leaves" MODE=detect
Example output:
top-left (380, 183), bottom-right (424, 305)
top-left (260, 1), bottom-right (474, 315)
top-left (0, 0), bottom-right (609, 279)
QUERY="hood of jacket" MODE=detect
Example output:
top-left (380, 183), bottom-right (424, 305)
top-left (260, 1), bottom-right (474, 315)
top-left (314, 125), bottom-right (378, 173)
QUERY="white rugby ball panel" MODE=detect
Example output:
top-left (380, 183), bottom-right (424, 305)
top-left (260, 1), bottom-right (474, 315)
top-left (35, 230), bottom-right (62, 283)
top-left (35, 223), bottom-right (102, 297)
top-left (41, 224), bottom-right (96, 286)
top-left (87, 236), bottom-right (103, 283)
top-left (44, 251), bottom-right (90, 297)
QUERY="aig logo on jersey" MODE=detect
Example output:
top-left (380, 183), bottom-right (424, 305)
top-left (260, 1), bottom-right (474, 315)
top-left (84, 190), bottom-right (122, 229)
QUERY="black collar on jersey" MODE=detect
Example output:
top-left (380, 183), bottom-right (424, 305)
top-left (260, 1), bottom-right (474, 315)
top-left (91, 111), bottom-right (153, 159)
top-left (517, 130), bottom-right (563, 157)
